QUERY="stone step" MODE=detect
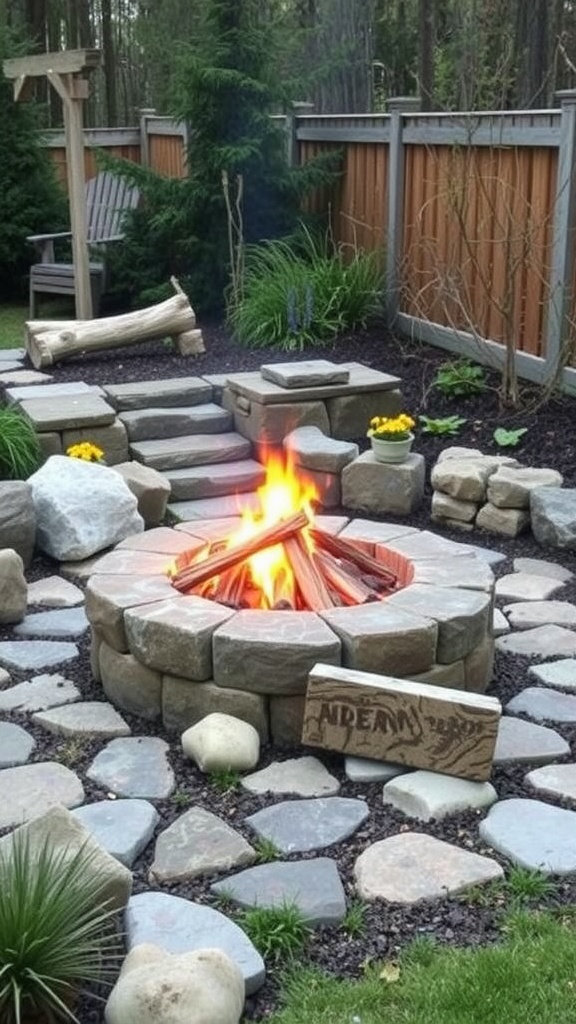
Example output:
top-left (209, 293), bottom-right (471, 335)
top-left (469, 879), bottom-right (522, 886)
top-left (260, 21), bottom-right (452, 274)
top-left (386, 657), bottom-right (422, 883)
top-left (168, 492), bottom-right (262, 521)
top-left (130, 433), bottom-right (252, 472)
top-left (103, 377), bottom-right (212, 411)
top-left (119, 404), bottom-right (233, 442)
top-left (165, 459), bottom-right (266, 501)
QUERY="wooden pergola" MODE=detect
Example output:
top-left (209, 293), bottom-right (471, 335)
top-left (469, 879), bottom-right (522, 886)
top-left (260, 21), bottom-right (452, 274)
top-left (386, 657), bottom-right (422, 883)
top-left (2, 49), bottom-right (101, 319)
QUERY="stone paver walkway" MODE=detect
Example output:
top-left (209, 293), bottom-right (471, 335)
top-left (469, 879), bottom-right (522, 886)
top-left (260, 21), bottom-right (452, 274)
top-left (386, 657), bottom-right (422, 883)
top-left (1, 483), bottom-right (576, 996)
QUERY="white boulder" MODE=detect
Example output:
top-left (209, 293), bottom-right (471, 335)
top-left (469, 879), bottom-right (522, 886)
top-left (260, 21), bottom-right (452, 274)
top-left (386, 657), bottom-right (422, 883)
top-left (105, 943), bottom-right (244, 1024)
top-left (182, 713), bottom-right (260, 772)
top-left (29, 455), bottom-right (144, 561)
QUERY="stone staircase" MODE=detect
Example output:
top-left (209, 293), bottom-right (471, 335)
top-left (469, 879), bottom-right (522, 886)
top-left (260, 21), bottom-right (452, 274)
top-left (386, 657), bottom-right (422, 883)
top-left (101, 377), bottom-right (266, 521)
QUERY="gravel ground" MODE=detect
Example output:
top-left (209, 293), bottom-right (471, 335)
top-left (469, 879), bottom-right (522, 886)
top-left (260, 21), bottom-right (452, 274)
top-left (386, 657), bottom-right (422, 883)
top-left (3, 320), bottom-right (576, 1021)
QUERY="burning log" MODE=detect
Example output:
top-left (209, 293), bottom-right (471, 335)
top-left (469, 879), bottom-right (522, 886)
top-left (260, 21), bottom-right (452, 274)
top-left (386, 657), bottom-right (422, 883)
top-left (172, 510), bottom-right (309, 592)
top-left (313, 550), bottom-right (379, 606)
top-left (309, 528), bottom-right (398, 589)
top-left (283, 533), bottom-right (337, 611)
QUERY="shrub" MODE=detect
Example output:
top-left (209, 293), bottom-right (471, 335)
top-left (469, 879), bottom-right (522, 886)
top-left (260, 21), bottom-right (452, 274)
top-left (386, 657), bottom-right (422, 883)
top-left (0, 404), bottom-right (41, 480)
top-left (433, 359), bottom-right (486, 397)
top-left (229, 228), bottom-right (384, 350)
top-left (420, 415), bottom-right (467, 436)
top-left (0, 834), bottom-right (122, 1024)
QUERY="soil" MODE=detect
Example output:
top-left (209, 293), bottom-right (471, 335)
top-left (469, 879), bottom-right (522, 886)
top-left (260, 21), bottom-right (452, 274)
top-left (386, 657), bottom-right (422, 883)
top-left (2, 320), bottom-right (576, 1022)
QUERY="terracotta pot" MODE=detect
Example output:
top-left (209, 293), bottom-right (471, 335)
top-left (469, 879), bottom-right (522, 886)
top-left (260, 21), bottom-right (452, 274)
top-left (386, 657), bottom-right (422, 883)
top-left (370, 432), bottom-right (414, 464)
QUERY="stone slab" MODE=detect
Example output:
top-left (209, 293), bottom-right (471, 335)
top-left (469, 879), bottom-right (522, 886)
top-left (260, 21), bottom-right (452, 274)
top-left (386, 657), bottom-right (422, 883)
top-left (337, 519), bottom-right (418, 554)
top-left (495, 573), bottom-right (566, 601)
top-left (0, 369), bottom-right (52, 385)
top-left (283, 426), bottom-right (359, 472)
top-left (83, 550), bottom-right (173, 576)
top-left (125, 892), bottom-right (265, 995)
top-left (6, 381), bottom-right (103, 404)
top-left (150, 807), bottom-right (256, 883)
top-left (85, 573), bottom-right (180, 653)
top-left (475, 503), bottom-right (530, 537)
top-left (303, 664), bottom-right (501, 782)
top-left (87, 737), bottom-right (175, 799)
top-left (130, 432), bottom-right (252, 472)
top-left (0, 761), bottom-right (84, 828)
top-left (493, 609), bottom-right (511, 637)
top-left (496, 625), bottom-right (576, 658)
top-left (119, 403), bottom-right (232, 440)
top-left (261, 360), bottom-right (350, 388)
top-left (168, 492), bottom-right (262, 521)
top-left (506, 686), bottom-right (576, 723)
top-left (71, 799), bottom-right (159, 867)
top-left (386, 584), bottom-right (491, 663)
top-left (162, 675), bottom-right (268, 740)
top-left (354, 832), bottom-right (503, 903)
top-left (225, 362), bottom-right (402, 404)
top-left (318, 603), bottom-right (437, 677)
top-left (164, 459), bottom-right (266, 501)
top-left (245, 796), bottom-right (369, 853)
top-left (513, 558), bottom-right (574, 582)
top-left (341, 451), bottom-right (425, 516)
top-left (14, 606), bottom-right (89, 638)
top-left (344, 756), bottom-right (410, 783)
top-left (61, 421), bottom-right (129, 467)
top-left (116, 527), bottom-right (202, 555)
top-left (382, 769), bottom-right (498, 821)
top-left (241, 756), bottom-right (340, 797)
top-left (503, 601), bottom-right (576, 630)
top-left (19, 394), bottom-right (116, 430)
top-left (125, 596), bottom-right (234, 681)
top-left (0, 640), bottom-right (78, 672)
top-left (409, 555), bottom-right (494, 592)
top-left (530, 487), bottom-right (576, 550)
top-left (32, 701), bottom-right (131, 738)
top-left (479, 798), bottom-right (576, 874)
top-left (380, 530), bottom-right (475, 559)
top-left (103, 377), bottom-right (213, 411)
top-left (0, 721), bottom-right (35, 767)
top-left (525, 763), bottom-right (576, 803)
top-left (213, 610), bottom-right (341, 695)
top-left (493, 715), bottom-right (570, 764)
top-left (0, 347), bottom-right (26, 361)
top-left (230, 394), bottom-right (330, 444)
top-left (211, 858), bottom-right (346, 926)
top-left (0, 361), bottom-right (26, 373)
top-left (0, 672), bottom-right (80, 712)
top-left (26, 575), bottom-right (85, 608)
top-left (528, 659), bottom-right (576, 691)
top-left (100, 643), bottom-right (162, 721)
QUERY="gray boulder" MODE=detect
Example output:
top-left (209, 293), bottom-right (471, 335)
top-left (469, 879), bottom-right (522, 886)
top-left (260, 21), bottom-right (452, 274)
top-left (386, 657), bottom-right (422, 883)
top-left (531, 487), bottom-right (576, 550)
top-left (29, 455), bottom-right (144, 561)
top-left (0, 481), bottom-right (36, 566)
top-left (0, 549), bottom-right (27, 624)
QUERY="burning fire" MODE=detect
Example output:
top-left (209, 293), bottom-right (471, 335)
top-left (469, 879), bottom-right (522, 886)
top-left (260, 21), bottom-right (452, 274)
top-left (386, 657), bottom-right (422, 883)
top-left (170, 453), bottom-right (399, 611)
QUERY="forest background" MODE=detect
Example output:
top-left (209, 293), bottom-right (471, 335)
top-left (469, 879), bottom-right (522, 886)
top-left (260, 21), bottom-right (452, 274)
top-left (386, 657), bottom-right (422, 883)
top-left (1, 0), bottom-right (574, 127)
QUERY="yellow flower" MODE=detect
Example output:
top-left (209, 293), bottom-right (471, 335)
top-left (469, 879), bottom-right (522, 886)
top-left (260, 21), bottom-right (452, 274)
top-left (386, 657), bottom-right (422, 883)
top-left (366, 412), bottom-right (415, 440)
top-left (66, 442), bottom-right (105, 463)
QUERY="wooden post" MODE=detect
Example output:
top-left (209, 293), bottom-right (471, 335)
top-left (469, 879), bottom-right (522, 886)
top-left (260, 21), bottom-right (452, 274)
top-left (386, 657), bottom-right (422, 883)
top-left (286, 101), bottom-right (314, 168)
top-left (138, 107), bottom-right (157, 167)
top-left (386, 96), bottom-right (421, 329)
top-left (545, 89), bottom-right (576, 380)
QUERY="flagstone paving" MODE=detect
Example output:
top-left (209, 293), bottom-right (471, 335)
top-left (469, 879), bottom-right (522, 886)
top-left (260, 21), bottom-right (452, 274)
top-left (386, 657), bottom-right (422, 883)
top-left (3, 512), bottom-right (576, 994)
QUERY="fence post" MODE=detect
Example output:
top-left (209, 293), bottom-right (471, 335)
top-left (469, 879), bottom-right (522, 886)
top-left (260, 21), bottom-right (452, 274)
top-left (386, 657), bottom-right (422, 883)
top-left (386, 96), bottom-right (420, 329)
top-left (545, 90), bottom-right (576, 379)
top-left (286, 101), bottom-right (314, 167)
top-left (137, 107), bottom-right (156, 167)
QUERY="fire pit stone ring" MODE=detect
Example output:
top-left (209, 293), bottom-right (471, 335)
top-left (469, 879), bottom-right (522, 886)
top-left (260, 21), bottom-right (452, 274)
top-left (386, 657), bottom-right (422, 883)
top-left (85, 517), bottom-right (496, 744)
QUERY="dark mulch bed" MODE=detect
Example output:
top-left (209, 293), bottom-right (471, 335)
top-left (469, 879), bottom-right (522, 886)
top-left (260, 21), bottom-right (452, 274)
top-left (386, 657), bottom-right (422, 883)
top-left (3, 320), bottom-right (576, 1021)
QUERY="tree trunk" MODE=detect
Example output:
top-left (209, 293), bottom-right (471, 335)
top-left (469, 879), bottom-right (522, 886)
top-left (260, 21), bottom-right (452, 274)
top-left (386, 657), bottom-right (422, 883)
top-left (101, 0), bottom-right (118, 126)
top-left (418, 0), bottom-right (434, 110)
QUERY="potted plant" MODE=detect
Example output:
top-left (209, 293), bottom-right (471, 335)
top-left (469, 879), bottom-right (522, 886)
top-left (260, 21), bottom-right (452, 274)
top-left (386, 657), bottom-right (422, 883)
top-left (367, 412), bottom-right (416, 464)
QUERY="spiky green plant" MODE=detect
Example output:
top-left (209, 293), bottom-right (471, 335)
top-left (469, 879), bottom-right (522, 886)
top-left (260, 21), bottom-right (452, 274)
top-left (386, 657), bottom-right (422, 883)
top-left (237, 902), bottom-right (310, 963)
top-left (0, 834), bottom-right (122, 1024)
top-left (0, 404), bottom-right (41, 480)
top-left (253, 837), bottom-right (281, 864)
top-left (207, 767), bottom-right (241, 793)
top-left (341, 899), bottom-right (368, 938)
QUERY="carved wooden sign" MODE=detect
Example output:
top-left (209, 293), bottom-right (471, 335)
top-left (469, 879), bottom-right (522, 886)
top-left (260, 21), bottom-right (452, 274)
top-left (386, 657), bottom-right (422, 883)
top-left (302, 664), bottom-right (501, 782)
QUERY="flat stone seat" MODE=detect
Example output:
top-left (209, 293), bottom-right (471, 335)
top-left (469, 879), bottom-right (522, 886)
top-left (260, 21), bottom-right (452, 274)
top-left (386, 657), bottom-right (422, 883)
top-left (6, 381), bottom-right (104, 404)
top-left (260, 360), bottom-right (350, 388)
top-left (342, 451), bottom-right (425, 516)
top-left (224, 361), bottom-right (402, 403)
top-left (19, 394), bottom-right (116, 431)
top-left (283, 426), bottom-right (359, 472)
top-left (164, 459), bottom-right (266, 501)
top-left (119, 403), bottom-right (232, 441)
top-left (103, 377), bottom-right (212, 411)
top-left (130, 433), bottom-right (252, 471)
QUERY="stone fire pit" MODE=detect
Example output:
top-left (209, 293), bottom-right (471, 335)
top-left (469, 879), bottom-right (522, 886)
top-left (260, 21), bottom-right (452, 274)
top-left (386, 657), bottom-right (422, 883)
top-left (85, 518), bottom-right (495, 744)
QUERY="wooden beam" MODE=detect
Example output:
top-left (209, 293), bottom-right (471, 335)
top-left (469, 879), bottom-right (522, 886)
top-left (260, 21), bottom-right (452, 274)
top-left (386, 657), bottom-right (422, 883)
top-left (13, 74), bottom-right (34, 102)
top-left (302, 664), bottom-right (501, 782)
top-left (3, 49), bottom-right (100, 80)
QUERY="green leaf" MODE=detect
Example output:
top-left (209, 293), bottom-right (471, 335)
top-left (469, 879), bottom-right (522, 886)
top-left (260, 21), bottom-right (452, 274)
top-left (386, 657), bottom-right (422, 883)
top-left (493, 427), bottom-right (528, 448)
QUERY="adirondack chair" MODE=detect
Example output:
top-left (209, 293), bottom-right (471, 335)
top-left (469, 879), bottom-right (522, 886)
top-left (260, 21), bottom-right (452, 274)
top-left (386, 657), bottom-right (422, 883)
top-left (27, 171), bottom-right (139, 317)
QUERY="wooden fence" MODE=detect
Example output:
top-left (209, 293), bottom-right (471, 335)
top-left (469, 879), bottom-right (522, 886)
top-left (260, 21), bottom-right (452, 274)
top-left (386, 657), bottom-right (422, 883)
top-left (40, 96), bottom-right (576, 394)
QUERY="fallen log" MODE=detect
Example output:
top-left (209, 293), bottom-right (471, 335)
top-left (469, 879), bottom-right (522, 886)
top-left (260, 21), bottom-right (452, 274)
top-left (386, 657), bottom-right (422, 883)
top-left (25, 277), bottom-right (204, 369)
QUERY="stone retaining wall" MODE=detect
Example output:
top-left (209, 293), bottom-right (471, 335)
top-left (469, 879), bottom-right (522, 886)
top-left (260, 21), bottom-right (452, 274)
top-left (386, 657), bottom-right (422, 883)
top-left (85, 521), bottom-right (496, 744)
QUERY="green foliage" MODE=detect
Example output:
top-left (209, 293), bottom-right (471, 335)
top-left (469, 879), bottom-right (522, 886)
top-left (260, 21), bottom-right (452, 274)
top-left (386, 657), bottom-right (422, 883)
top-left (107, 0), bottom-right (340, 314)
top-left (493, 427), bottom-right (528, 448)
top-left (0, 304), bottom-right (26, 349)
top-left (433, 360), bottom-right (486, 397)
top-left (207, 767), bottom-right (241, 793)
top-left (253, 837), bottom-right (281, 864)
top-left (170, 788), bottom-right (192, 808)
top-left (0, 37), bottom-right (67, 300)
top-left (0, 834), bottom-right (122, 1024)
top-left (229, 227), bottom-right (383, 350)
top-left (505, 866), bottom-right (556, 904)
top-left (238, 902), bottom-right (310, 963)
top-left (341, 899), bottom-right (368, 938)
top-left (0, 404), bottom-right (41, 480)
top-left (419, 415), bottom-right (467, 436)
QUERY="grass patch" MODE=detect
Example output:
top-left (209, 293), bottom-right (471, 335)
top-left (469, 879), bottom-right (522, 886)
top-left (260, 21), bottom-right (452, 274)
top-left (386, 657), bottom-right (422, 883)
top-left (0, 404), bottom-right (42, 480)
top-left (253, 837), bottom-right (281, 864)
top-left (207, 767), bottom-right (241, 793)
top-left (265, 911), bottom-right (576, 1024)
top-left (238, 902), bottom-right (310, 963)
top-left (0, 304), bottom-right (27, 349)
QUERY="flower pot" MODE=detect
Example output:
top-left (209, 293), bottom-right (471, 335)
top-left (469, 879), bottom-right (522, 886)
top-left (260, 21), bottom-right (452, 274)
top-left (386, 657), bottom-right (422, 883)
top-left (370, 432), bottom-right (414, 464)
